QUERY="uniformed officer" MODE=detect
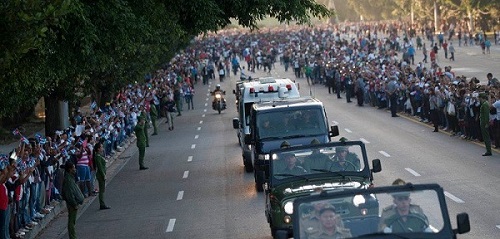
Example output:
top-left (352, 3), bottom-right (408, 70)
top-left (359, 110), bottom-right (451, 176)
top-left (61, 162), bottom-right (85, 239)
top-left (134, 117), bottom-right (148, 170)
top-left (329, 146), bottom-right (361, 171)
top-left (139, 108), bottom-right (150, 147)
top-left (150, 100), bottom-right (159, 135)
top-left (304, 204), bottom-right (352, 239)
top-left (302, 139), bottom-right (331, 172)
top-left (277, 153), bottom-right (306, 175)
top-left (479, 93), bottom-right (492, 156)
top-left (379, 179), bottom-right (429, 233)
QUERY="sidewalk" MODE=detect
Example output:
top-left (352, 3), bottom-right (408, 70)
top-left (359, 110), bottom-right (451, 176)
top-left (3, 118), bottom-right (165, 239)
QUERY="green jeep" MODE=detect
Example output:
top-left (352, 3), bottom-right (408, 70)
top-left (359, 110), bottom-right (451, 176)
top-left (289, 183), bottom-right (470, 239)
top-left (265, 141), bottom-right (382, 238)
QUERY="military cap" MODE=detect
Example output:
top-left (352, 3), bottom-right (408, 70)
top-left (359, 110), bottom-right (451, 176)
top-left (310, 138), bottom-right (321, 145)
top-left (319, 204), bottom-right (336, 215)
top-left (280, 140), bottom-right (291, 148)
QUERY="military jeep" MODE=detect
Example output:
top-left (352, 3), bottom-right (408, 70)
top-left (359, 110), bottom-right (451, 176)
top-left (265, 141), bottom-right (381, 238)
top-left (288, 183), bottom-right (470, 239)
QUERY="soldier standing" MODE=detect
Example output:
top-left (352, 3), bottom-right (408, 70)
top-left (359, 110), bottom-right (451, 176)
top-left (61, 162), bottom-right (84, 239)
top-left (479, 93), bottom-right (492, 156)
top-left (135, 117), bottom-right (149, 170)
top-left (150, 100), bottom-right (158, 136)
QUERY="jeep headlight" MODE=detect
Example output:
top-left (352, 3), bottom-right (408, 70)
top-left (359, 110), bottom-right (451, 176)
top-left (258, 154), bottom-right (270, 160)
top-left (353, 195), bottom-right (365, 207)
top-left (284, 201), bottom-right (294, 215)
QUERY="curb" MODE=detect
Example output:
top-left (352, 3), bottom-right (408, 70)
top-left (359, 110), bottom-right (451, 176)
top-left (25, 118), bottom-right (165, 239)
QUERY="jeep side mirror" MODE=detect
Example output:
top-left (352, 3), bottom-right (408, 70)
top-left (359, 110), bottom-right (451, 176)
top-left (371, 159), bottom-right (382, 173)
top-left (233, 89), bottom-right (236, 94)
top-left (244, 134), bottom-right (253, 144)
top-left (329, 125), bottom-right (339, 138)
top-left (232, 118), bottom-right (239, 129)
top-left (455, 213), bottom-right (470, 234)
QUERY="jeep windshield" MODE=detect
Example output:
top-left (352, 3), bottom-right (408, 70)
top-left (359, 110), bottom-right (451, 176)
top-left (257, 108), bottom-right (327, 140)
top-left (293, 184), bottom-right (450, 239)
top-left (270, 142), bottom-right (368, 181)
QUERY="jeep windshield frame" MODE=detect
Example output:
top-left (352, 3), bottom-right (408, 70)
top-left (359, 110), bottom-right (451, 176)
top-left (269, 141), bottom-right (372, 188)
top-left (292, 183), bottom-right (455, 239)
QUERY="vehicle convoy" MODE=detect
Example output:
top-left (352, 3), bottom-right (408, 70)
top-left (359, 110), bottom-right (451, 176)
top-left (265, 141), bottom-right (382, 238)
top-left (232, 77), bottom-right (300, 172)
top-left (211, 84), bottom-right (227, 114)
top-left (285, 183), bottom-right (470, 239)
top-left (244, 96), bottom-right (340, 192)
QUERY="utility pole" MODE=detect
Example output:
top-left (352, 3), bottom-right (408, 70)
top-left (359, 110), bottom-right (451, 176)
top-left (328, 0), bottom-right (340, 24)
top-left (410, 0), bottom-right (414, 25)
top-left (434, 0), bottom-right (438, 34)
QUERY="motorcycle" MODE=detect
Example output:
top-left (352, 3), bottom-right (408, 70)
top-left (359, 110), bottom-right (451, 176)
top-left (211, 90), bottom-right (227, 114)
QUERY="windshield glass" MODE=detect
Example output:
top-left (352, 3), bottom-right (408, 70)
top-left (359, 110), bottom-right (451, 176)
top-left (271, 144), bottom-right (366, 180)
top-left (295, 189), bottom-right (445, 238)
top-left (257, 108), bottom-right (327, 139)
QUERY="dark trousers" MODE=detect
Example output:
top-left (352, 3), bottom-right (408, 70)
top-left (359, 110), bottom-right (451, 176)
top-left (97, 177), bottom-right (106, 207)
top-left (138, 146), bottom-right (146, 168)
top-left (68, 206), bottom-right (78, 239)
top-left (390, 94), bottom-right (398, 116)
top-left (430, 109), bottom-right (439, 131)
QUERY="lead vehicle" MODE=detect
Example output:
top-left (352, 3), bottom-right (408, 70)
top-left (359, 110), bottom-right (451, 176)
top-left (266, 141), bottom-right (381, 238)
top-left (287, 183), bottom-right (470, 239)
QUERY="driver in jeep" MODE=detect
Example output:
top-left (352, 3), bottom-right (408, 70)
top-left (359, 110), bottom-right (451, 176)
top-left (329, 146), bottom-right (361, 172)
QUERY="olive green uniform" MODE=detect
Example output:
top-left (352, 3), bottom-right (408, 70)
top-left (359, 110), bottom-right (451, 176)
top-left (305, 226), bottom-right (352, 239)
top-left (134, 122), bottom-right (147, 169)
top-left (329, 153), bottom-right (361, 171)
top-left (150, 105), bottom-right (158, 135)
top-left (379, 204), bottom-right (428, 233)
top-left (302, 152), bottom-right (331, 172)
top-left (95, 153), bottom-right (107, 207)
top-left (480, 100), bottom-right (492, 154)
top-left (62, 172), bottom-right (84, 239)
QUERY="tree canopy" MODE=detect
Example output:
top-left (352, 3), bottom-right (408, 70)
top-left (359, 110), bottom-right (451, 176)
top-left (0, 0), bottom-right (331, 126)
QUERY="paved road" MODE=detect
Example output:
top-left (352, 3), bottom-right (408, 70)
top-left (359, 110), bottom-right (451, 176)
top-left (36, 43), bottom-right (500, 239)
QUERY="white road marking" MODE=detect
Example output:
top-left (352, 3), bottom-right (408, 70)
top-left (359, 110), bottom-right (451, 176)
top-left (204, 109), bottom-right (207, 112)
top-left (199, 120), bottom-right (203, 124)
top-left (332, 121), bottom-right (339, 125)
top-left (360, 138), bottom-right (370, 144)
top-left (405, 168), bottom-right (421, 177)
top-left (194, 135), bottom-right (199, 139)
top-left (206, 93), bottom-right (209, 96)
top-left (344, 128), bottom-right (352, 133)
top-left (204, 103), bottom-right (208, 107)
top-left (183, 171), bottom-right (189, 178)
top-left (176, 191), bottom-right (184, 200)
top-left (496, 225), bottom-right (500, 230)
top-left (379, 151), bottom-right (391, 157)
top-left (197, 127), bottom-right (201, 131)
top-left (191, 144), bottom-right (196, 149)
top-left (202, 114), bottom-right (205, 117)
top-left (166, 219), bottom-right (176, 232)
top-left (187, 156), bottom-right (193, 162)
top-left (206, 97), bottom-right (209, 101)
top-left (444, 191), bottom-right (465, 203)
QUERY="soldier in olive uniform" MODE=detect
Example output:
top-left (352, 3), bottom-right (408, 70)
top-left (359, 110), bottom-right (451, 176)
top-left (304, 204), bottom-right (352, 239)
top-left (150, 100), bottom-right (159, 135)
top-left (329, 146), bottom-right (361, 171)
top-left (94, 142), bottom-right (110, 210)
top-left (276, 153), bottom-right (307, 175)
top-left (139, 108), bottom-right (150, 147)
top-left (62, 162), bottom-right (85, 239)
top-left (379, 179), bottom-right (429, 233)
top-left (302, 139), bottom-right (331, 172)
top-left (135, 117), bottom-right (149, 170)
top-left (479, 93), bottom-right (492, 156)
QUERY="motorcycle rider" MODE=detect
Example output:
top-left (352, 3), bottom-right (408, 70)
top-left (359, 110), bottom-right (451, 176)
top-left (212, 84), bottom-right (227, 110)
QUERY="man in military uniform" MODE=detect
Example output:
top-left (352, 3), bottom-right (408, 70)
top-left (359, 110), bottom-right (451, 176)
top-left (134, 117), bottom-right (149, 170)
top-left (302, 139), bottom-right (331, 172)
top-left (139, 107), bottom-right (150, 147)
top-left (379, 179), bottom-right (429, 233)
top-left (329, 146), bottom-right (361, 171)
top-left (276, 153), bottom-right (306, 175)
top-left (304, 204), bottom-right (352, 239)
top-left (479, 93), bottom-right (492, 156)
top-left (61, 162), bottom-right (85, 239)
top-left (150, 99), bottom-right (159, 135)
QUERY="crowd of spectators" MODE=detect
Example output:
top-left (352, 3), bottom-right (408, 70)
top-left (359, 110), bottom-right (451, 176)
top-left (1, 19), bottom-right (498, 238)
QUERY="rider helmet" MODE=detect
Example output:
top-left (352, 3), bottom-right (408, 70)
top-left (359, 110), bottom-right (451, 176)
top-left (216, 84), bottom-right (221, 90)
